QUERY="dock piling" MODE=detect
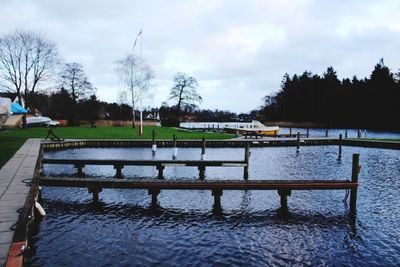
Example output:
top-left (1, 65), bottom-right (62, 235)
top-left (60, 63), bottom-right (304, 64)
top-left (212, 189), bottom-right (223, 209)
top-left (278, 189), bottom-right (291, 214)
top-left (156, 164), bottom-right (165, 179)
top-left (325, 129), bottom-right (329, 138)
top-left (114, 164), bottom-right (123, 178)
top-left (152, 129), bottom-right (157, 154)
top-left (244, 143), bottom-right (250, 179)
top-left (88, 185), bottom-right (102, 202)
top-left (338, 134), bottom-right (343, 159)
top-left (345, 130), bottom-right (348, 138)
top-left (198, 165), bottom-right (206, 180)
top-left (296, 132), bottom-right (300, 152)
top-left (74, 163), bottom-right (85, 177)
top-left (148, 189), bottom-right (160, 206)
top-left (306, 128), bottom-right (309, 138)
top-left (350, 154), bottom-right (360, 218)
top-left (172, 134), bottom-right (178, 159)
top-left (201, 138), bottom-right (206, 160)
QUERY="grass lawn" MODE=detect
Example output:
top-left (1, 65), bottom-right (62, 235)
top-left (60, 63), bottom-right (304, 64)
top-left (0, 126), bottom-right (234, 168)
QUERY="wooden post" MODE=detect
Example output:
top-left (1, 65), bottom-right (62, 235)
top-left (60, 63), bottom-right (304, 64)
top-left (114, 164), bottom-right (123, 178)
top-left (152, 129), bottom-right (157, 154)
top-left (357, 130), bottom-right (361, 138)
top-left (289, 127), bottom-right (292, 136)
top-left (345, 130), bottom-right (348, 139)
top-left (212, 189), bottom-right (223, 209)
top-left (75, 163), bottom-right (85, 177)
top-left (148, 189), bottom-right (160, 206)
top-left (88, 185), bottom-right (102, 202)
top-left (201, 138), bottom-right (206, 160)
top-left (306, 128), bottom-right (309, 138)
top-left (278, 189), bottom-right (291, 214)
top-left (325, 128), bottom-right (329, 138)
top-left (350, 154), bottom-right (360, 218)
top-left (296, 132), bottom-right (300, 152)
top-left (338, 134), bottom-right (342, 160)
top-left (156, 164), bottom-right (165, 179)
top-left (198, 165), bottom-right (206, 180)
top-left (172, 134), bottom-right (178, 159)
top-left (244, 143), bottom-right (250, 179)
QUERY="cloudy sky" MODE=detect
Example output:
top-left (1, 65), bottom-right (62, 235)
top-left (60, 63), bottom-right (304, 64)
top-left (1, 0), bottom-right (400, 112)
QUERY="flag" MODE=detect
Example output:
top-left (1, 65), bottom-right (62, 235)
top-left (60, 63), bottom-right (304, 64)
top-left (133, 29), bottom-right (142, 50)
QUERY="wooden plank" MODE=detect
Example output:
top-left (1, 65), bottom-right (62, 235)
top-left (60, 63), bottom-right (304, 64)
top-left (5, 241), bottom-right (26, 267)
top-left (40, 177), bottom-right (358, 190)
top-left (42, 159), bottom-right (247, 167)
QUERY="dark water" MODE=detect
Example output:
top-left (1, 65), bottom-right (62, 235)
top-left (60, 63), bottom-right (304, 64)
top-left (29, 146), bottom-right (400, 266)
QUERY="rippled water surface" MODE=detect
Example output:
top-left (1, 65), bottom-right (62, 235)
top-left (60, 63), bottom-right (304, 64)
top-left (29, 146), bottom-right (400, 266)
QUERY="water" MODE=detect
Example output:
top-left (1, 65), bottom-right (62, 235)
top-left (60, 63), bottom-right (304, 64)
top-left (279, 127), bottom-right (400, 139)
top-left (28, 146), bottom-right (400, 266)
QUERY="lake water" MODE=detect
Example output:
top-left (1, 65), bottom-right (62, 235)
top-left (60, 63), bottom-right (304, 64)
top-left (280, 127), bottom-right (400, 139)
top-left (28, 145), bottom-right (400, 266)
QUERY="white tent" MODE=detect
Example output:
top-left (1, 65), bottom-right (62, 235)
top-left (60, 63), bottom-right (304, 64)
top-left (0, 97), bottom-right (11, 127)
top-left (0, 97), bottom-right (11, 115)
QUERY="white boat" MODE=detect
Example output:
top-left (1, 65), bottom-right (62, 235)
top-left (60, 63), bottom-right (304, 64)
top-left (26, 116), bottom-right (60, 127)
top-left (180, 120), bottom-right (279, 136)
top-left (223, 120), bottom-right (279, 136)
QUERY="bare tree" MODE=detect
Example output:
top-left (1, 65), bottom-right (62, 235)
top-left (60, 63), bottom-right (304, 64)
top-left (169, 72), bottom-right (202, 116)
top-left (59, 62), bottom-right (95, 125)
top-left (0, 31), bottom-right (58, 105)
top-left (116, 54), bottom-right (154, 128)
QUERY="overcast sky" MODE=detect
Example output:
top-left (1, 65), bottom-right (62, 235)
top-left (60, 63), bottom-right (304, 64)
top-left (1, 0), bottom-right (400, 112)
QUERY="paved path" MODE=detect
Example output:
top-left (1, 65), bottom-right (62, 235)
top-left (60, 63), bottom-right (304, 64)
top-left (0, 139), bottom-right (41, 266)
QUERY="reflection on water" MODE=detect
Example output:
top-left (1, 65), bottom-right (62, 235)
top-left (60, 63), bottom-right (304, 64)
top-left (29, 146), bottom-right (400, 266)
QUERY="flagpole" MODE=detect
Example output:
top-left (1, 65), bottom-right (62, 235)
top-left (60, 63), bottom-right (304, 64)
top-left (139, 29), bottom-right (143, 136)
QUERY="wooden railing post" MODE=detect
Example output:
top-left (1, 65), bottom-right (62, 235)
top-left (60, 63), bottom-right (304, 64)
top-left (338, 134), bottom-right (342, 160)
top-left (198, 165), bottom-right (206, 180)
top-left (350, 154), bottom-right (360, 218)
top-left (325, 128), bottom-right (329, 138)
top-left (306, 128), bottom-right (309, 138)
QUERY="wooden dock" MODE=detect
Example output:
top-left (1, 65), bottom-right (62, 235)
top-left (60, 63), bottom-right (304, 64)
top-left (41, 158), bottom-right (249, 179)
top-left (39, 154), bottom-right (361, 216)
top-left (0, 139), bottom-right (42, 267)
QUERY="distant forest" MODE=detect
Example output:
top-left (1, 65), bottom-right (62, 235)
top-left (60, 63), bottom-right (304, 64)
top-left (260, 60), bottom-right (400, 131)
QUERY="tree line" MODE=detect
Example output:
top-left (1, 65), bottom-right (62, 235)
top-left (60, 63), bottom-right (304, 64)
top-left (0, 30), bottom-right (213, 127)
top-left (260, 60), bottom-right (400, 131)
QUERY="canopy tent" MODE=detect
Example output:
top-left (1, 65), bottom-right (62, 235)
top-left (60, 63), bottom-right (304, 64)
top-left (0, 97), bottom-right (12, 115)
top-left (11, 102), bottom-right (28, 114)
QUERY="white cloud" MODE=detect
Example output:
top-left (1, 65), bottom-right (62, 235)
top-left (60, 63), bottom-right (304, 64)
top-left (1, 0), bottom-right (400, 112)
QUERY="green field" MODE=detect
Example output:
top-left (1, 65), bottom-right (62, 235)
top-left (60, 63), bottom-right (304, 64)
top-left (0, 126), bottom-right (233, 168)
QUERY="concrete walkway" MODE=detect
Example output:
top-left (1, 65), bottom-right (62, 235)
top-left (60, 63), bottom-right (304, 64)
top-left (0, 139), bottom-right (41, 266)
